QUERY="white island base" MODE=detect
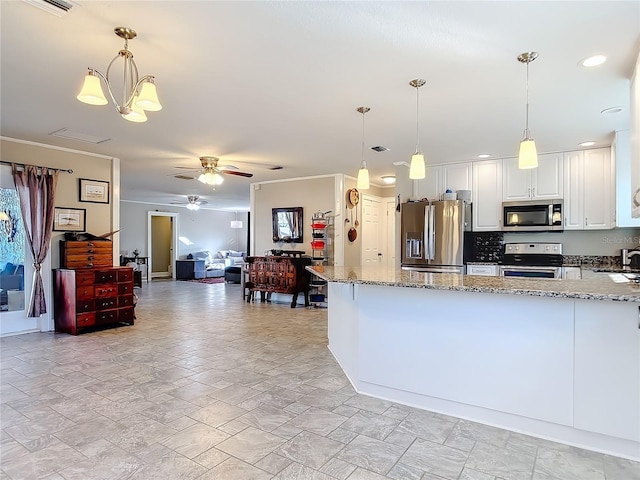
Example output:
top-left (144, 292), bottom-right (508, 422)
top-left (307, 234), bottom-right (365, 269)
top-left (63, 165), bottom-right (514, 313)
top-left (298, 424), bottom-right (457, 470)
top-left (328, 282), bottom-right (640, 460)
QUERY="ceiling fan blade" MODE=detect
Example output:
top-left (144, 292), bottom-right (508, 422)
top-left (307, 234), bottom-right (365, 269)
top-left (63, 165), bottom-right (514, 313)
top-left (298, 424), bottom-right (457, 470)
top-left (196, 200), bottom-right (209, 205)
top-left (216, 164), bottom-right (239, 171)
top-left (174, 166), bottom-right (202, 170)
top-left (174, 175), bottom-right (197, 180)
top-left (231, 160), bottom-right (283, 170)
top-left (223, 170), bottom-right (254, 178)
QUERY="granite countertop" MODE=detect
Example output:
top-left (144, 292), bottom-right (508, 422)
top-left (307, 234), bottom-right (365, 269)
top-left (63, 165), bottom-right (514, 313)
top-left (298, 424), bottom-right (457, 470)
top-left (307, 266), bottom-right (640, 303)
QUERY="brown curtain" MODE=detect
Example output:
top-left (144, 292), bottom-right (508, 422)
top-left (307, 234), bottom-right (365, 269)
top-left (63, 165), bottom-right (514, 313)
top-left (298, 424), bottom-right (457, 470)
top-left (12, 164), bottom-right (59, 317)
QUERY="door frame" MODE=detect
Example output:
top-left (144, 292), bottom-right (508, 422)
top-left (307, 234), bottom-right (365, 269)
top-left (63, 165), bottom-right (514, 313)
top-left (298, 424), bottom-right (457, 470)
top-left (147, 211), bottom-right (179, 279)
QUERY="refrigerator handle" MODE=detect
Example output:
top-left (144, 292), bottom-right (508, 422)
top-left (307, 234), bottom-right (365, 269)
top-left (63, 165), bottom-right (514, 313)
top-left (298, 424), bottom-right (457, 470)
top-left (424, 206), bottom-right (429, 260)
top-left (428, 204), bottom-right (435, 260)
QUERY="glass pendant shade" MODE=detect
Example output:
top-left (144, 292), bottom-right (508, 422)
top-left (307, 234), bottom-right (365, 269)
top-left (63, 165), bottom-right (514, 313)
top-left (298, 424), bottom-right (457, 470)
top-left (409, 153), bottom-right (426, 179)
top-left (213, 173), bottom-right (224, 185)
top-left (357, 162), bottom-right (370, 189)
top-left (77, 73), bottom-right (108, 105)
top-left (121, 97), bottom-right (147, 122)
top-left (186, 203), bottom-right (199, 211)
top-left (135, 81), bottom-right (162, 111)
top-left (518, 138), bottom-right (538, 169)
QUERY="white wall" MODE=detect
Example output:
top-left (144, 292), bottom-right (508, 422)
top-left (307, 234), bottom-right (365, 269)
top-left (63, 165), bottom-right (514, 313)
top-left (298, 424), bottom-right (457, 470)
top-left (251, 176), bottom-right (336, 258)
top-left (120, 201), bottom-right (248, 259)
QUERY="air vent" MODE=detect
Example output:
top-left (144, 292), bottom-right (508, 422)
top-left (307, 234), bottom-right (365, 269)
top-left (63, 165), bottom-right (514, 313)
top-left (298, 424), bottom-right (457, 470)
top-left (371, 145), bottom-right (390, 152)
top-left (22, 0), bottom-right (76, 16)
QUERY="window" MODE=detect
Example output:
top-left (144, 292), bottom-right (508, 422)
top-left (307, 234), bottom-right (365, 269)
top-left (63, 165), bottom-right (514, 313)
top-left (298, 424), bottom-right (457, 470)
top-left (0, 188), bottom-right (25, 312)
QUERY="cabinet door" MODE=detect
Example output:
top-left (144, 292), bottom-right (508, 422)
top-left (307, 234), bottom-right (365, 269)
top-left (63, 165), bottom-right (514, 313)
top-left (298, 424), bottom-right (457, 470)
top-left (533, 153), bottom-right (563, 199)
top-left (414, 165), bottom-right (441, 201)
top-left (583, 148), bottom-right (613, 229)
top-left (502, 157), bottom-right (532, 201)
top-left (442, 162), bottom-right (472, 194)
top-left (574, 301), bottom-right (640, 441)
top-left (472, 159), bottom-right (502, 231)
top-left (563, 151), bottom-right (584, 230)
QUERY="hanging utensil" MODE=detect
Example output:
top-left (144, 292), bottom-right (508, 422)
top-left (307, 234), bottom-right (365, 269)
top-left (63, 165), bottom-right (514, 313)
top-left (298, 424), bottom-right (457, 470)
top-left (354, 205), bottom-right (359, 227)
top-left (348, 226), bottom-right (357, 242)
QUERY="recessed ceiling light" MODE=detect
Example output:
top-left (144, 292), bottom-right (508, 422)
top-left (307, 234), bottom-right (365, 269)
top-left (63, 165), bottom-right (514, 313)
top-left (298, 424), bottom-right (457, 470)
top-left (578, 141), bottom-right (596, 147)
top-left (601, 106), bottom-right (623, 114)
top-left (477, 154), bottom-right (491, 158)
top-left (381, 175), bottom-right (396, 185)
top-left (580, 55), bottom-right (607, 67)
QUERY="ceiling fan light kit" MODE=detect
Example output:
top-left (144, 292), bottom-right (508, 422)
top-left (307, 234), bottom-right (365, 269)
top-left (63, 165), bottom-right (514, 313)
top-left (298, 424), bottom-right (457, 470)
top-left (77, 27), bottom-right (162, 123)
top-left (409, 79), bottom-right (426, 180)
top-left (517, 51), bottom-right (538, 169)
top-left (356, 107), bottom-right (371, 190)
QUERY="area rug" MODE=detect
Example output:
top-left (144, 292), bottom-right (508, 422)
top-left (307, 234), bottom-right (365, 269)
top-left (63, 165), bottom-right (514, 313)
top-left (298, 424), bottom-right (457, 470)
top-left (180, 277), bottom-right (225, 284)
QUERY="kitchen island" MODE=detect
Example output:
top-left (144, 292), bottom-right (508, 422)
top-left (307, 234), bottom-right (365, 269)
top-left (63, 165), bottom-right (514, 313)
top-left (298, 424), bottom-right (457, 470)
top-left (308, 266), bottom-right (640, 460)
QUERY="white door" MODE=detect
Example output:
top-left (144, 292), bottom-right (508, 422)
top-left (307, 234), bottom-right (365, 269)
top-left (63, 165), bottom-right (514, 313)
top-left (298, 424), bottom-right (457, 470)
top-left (361, 195), bottom-right (382, 265)
top-left (384, 199), bottom-right (396, 268)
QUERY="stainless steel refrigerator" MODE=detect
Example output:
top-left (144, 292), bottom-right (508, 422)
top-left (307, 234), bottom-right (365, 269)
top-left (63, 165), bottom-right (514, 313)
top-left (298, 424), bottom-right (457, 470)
top-left (401, 200), bottom-right (471, 273)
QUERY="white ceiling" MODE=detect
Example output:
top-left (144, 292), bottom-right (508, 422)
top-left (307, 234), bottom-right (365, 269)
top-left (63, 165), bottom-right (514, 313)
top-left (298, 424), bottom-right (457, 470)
top-left (1, 1), bottom-right (638, 211)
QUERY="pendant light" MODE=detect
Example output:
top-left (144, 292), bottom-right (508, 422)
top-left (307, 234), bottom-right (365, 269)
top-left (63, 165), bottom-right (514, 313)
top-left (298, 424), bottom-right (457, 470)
top-left (356, 107), bottom-right (370, 190)
top-left (517, 52), bottom-right (538, 169)
top-left (409, 79), bottom-right (426, 179)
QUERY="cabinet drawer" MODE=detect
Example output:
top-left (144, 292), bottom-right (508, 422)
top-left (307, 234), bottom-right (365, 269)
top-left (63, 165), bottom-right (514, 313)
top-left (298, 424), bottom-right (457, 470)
top-left (76, 313), bottom-right (95, 327)
top-left (95, 309), bottom-right (119, 324)
top-left (76, 286), bottom-right (94, 300)
top-left (65, 255), bottom-right (112, 269)
top-left (118, 282), bottom-right (133, 295)
top-left (95, 297), bottom-right (118, 310)
top-left (118, 269), bottom-right (133, 282)
top-left (119, 295), bottom-right (134, 308)
top-left (76, 271), bottom-right (95, 286)
top-left (95, 270), bottom-right (118, 284)
top-left (119, 307), bottom-right (135, 323)
top-left (94, 285), bottom-right (118, 298)
top-left (76, 299), bottom-right (94, 313)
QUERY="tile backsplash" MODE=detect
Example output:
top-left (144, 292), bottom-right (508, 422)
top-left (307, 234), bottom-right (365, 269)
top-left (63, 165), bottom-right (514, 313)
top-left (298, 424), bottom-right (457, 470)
top-left (563, 255), bottom-right (621, 268)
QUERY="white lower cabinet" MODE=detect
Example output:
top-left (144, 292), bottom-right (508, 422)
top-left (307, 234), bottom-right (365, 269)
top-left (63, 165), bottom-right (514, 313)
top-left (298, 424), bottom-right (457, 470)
top-left (561, 266), bottom-right (581, 279)
top-left (574, 300), bottom-right (640, 441)
top-left (466, 264), bottom-right (499, 276)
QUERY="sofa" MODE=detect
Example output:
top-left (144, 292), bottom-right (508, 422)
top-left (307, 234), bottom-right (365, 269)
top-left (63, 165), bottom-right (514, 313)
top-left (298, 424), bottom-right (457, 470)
top-left (182, 250), bottom-right (246, 279)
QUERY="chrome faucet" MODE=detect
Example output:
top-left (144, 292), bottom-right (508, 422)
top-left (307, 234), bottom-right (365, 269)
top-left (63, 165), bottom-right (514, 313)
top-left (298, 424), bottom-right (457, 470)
top-left (621, 248), bottom-right (640, 269)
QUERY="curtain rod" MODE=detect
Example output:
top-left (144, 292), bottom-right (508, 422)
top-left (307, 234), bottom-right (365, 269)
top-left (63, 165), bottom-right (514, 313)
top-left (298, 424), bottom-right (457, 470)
top-left (0, 160), bottom-right (73, 174)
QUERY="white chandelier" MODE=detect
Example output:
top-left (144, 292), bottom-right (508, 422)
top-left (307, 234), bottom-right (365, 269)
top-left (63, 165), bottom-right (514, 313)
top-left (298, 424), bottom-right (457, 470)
top-left (77, 27), bottom-right (161, 123)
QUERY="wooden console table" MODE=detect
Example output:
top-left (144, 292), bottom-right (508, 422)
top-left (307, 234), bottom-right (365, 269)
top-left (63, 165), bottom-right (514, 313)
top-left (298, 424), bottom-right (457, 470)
top-left (246, 256), bottom-right (312, 308)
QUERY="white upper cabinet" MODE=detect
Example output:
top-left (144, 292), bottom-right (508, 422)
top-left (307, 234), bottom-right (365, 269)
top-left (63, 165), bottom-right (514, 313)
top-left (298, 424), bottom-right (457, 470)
top-left (473, 159), bottom-right (502, 231)
top-left (503, 153), bottom-right (563, 201)
top-left (563, 148), bottom-right (614, 230)
top-left (613, 130), bottom-right (640, 227)
top-left (414, 162), bottom-right (472, 202)
top-left (441, 162), bottom-right (473, 195)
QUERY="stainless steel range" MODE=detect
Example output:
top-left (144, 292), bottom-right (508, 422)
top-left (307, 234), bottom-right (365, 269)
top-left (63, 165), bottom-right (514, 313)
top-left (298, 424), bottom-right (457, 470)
top-left (500, 243), bottom-right (563, 279)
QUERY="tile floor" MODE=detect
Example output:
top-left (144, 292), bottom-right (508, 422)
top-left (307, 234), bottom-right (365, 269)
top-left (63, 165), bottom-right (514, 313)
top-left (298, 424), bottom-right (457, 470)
top-left (1, 280), bottom-right (638, 480)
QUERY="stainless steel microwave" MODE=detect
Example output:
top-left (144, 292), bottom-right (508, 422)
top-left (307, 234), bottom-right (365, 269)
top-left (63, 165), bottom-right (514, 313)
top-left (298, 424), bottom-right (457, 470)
top-left (502, 200), bottom-right (563, 232)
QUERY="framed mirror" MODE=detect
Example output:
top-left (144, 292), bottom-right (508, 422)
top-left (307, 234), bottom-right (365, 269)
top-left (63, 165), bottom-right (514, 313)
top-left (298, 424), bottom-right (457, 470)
top-left (272, 207), bottom-right (303, 243)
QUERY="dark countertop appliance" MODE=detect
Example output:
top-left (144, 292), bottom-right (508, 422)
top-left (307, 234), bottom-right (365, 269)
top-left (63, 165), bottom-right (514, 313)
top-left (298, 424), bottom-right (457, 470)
top-left (401, 200), bottom-right (471, 274)
top-left (500, 243), bottom-right (563, 279)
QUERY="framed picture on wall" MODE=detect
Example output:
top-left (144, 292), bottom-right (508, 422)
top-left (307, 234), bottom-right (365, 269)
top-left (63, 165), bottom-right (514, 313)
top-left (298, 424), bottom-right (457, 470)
top-left (53, 207), bottom-right (86, 232)
top-left (79, 178), bottom-right (110, 204)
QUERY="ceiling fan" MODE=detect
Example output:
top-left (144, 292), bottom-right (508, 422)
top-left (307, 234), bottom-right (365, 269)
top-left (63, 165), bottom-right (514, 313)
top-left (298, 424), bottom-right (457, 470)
top-left (173, 156), bottom-right (256, 187)
top-left (170, 195), bottom-right (208, 210)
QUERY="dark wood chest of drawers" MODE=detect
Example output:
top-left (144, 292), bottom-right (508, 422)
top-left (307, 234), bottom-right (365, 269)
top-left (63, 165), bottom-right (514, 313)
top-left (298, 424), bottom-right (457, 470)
top-left (60, 240), bottom-right (113, 269)
top-left (246, 256), bottom-right (311, 308)
top-left (53, 267), bottom-right (135, 335)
